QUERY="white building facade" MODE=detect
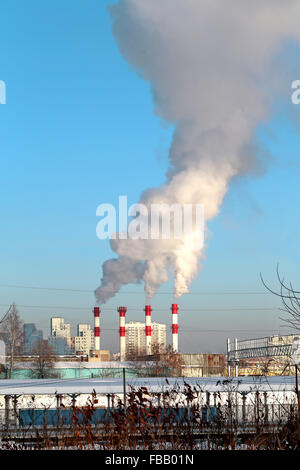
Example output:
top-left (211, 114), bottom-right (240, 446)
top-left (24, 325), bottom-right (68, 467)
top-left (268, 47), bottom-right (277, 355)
top-left (74, 324), bottom-right (95, 356)
top-left (48, 317), bottom-right (73, 355)
top-left (125, 321), bottom-right (166, 359)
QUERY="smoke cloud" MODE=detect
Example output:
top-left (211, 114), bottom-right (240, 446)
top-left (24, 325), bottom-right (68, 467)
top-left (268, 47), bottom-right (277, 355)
top-left (95, 0), bottom-right (300, 304)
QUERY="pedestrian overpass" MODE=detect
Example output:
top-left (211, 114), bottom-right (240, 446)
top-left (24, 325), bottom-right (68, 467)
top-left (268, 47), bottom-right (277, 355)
top-left (226, 334), bottom-right (299, 375)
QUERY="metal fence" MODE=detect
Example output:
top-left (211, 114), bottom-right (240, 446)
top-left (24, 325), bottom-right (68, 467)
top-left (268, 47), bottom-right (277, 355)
top-left (0, 403), bottom-right (297, 431)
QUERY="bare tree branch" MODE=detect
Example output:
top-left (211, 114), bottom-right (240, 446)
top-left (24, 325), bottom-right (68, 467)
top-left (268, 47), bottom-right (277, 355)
top-left (1, 303), bottom-right (24, 378)
top-left (261, 265), bottom-right (300, 332)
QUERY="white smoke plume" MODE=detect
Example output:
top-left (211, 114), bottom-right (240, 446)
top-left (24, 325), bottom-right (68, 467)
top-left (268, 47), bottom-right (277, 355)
top-left (95, 0), bottom-right (300, 304)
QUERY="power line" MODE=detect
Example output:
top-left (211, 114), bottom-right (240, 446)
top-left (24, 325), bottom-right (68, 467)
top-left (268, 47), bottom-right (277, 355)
top-left (0, 284), bottom-right (271, 295)
top-left (1, 324), bottom-right (283, 334)
top-left (12, 320), bottom-right (283, 333)
top-left (0, 303), bottom-right (280, 312)
top-left (0, 284), bottom-right (92, 293)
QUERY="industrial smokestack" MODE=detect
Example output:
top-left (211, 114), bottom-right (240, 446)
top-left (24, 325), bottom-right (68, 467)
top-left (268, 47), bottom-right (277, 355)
top-left (145, 305), bottom-right (152, 356)
top-left (118, 306), bottom-right (127, 362)
top-left (93, 307), bottom-right (100, 351)
top-left (171, 304), bottom-right (179, 353)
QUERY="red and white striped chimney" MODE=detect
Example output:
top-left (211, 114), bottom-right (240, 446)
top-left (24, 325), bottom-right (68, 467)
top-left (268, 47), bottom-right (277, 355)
top-left (118, 306), bottom-right (127, 362)
top-left (171, 304), bottom-right (179, 352)
top-left (145, 305), bottom-right (152, 356)
top-left (93, 307), bottom-right (100, 351)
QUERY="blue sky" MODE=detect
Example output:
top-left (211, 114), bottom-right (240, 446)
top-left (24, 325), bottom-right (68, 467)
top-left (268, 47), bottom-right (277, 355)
top-left (0, 0), bottom-right (300, 353)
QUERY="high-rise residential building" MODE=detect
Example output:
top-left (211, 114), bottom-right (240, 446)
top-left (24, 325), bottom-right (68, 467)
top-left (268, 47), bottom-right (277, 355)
top-left (125, 321), bottom-right (166, 359)
top-left (152, 323), bottom-right (167, 353)
top-left (48, 317), bottom-right (73, 355)
top-left (50, 317), bottom-right (71, 338)
top-left (74, 324), bottom-right (95, 356)
top-left (23, 323), bottom-right (43, 354)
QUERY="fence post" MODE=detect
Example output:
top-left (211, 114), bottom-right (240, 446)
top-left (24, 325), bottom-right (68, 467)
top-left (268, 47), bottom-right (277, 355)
top-left (296, 365), bottom-right (300, 422)
top-left (157, 393), bottom-right (161, 425)
top-left (187, 396), bottom-right (191, 425)
top-left (264, 392), bottom-right (268, 424)
top-left (4, 395), bottom-right (10, 428)
top-left (69, 393), bottom-right (79, 428)
top-left (12, 395), bottom-right (18, 426)
top-left (107, 393), bottom-right (111, 424)
top-left (242, 393), bottom-right (247, 425)
top-left (235, 391), bottom-right (239, 425)
top-left (56, 393), bottom-right (61, 428)
top-left (123, 368), bottom-right (127, 413)
top-left (227, 338), bottom-right (231, 376)
top-left (111, 394), bottom-right (115, 412)
top-left (234, 338), bottom-right (239, 377)
top-left (213, 392), bottom-right (217, 407)
top-left (206, 391), bottom-right (210, 423)
top-left (255, 391), bottom-right (260, 427)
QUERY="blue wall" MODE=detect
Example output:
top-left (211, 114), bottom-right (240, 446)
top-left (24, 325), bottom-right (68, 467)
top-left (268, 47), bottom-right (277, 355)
top-left (1, 367), bottom-right (141, 379)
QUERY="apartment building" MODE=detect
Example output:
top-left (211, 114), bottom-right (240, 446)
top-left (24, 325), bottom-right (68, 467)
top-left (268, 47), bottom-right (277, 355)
top-left (48, 317), bottom-right (73, 355)
top-left (125, 321), bottom-right (166, 359)
top-left (74, 323), bottom-right (95, 356)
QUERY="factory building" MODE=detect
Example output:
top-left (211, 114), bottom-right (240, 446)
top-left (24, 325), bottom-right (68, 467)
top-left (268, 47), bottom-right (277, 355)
top-left (181, 354), bottom-right (227, 377)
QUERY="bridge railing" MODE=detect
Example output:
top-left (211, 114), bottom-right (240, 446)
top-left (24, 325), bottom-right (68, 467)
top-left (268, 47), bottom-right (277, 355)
top-left (227, 335), bottom-right (298, 361)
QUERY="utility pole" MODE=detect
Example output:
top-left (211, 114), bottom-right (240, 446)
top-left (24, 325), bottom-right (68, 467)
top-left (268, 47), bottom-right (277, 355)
top-left (291, 338), bottom-right (300, 423)
top-left (296, 365), bottom-right (300, 421)
top-left (123, 367), bottom-right (127, 413)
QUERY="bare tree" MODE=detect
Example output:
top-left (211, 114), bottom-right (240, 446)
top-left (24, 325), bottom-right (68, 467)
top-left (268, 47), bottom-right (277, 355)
top-left (31, 339), bottom-right (59, 379)
top-left (260, 264), bottom-right (300, 331)
top-left (261, 265), bottom-right (300, 416)
top-left (0, 303), bottom-right (24, 378)
top-left (128, 344), bottom-right (184, 377)
top-left (151, 344), bottom-right (184, 377)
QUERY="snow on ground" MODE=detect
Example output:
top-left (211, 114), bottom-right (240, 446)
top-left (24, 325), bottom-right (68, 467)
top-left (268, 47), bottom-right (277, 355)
top-left (0, 375), bottom-right (296, 395)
